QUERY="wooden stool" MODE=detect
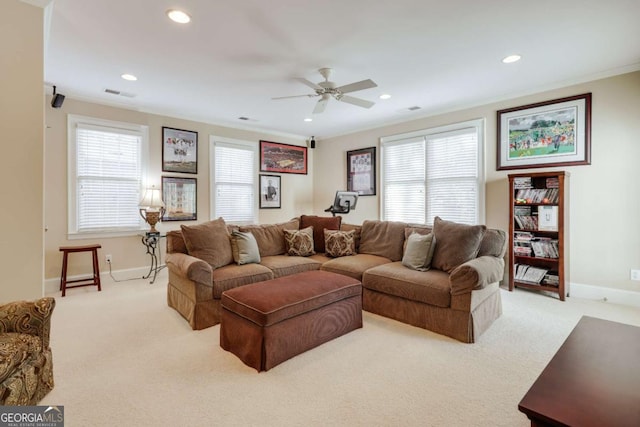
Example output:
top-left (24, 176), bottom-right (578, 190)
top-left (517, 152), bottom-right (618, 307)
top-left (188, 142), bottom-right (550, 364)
top-left (59, 244), bottom-right (102, 297)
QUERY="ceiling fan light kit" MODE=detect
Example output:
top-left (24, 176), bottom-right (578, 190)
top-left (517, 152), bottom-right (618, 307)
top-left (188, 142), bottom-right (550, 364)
top-left (273, 68), bottom-right (378, 114)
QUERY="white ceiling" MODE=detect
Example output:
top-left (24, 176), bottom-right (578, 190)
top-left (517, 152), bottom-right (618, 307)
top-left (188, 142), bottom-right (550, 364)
top-left (44, 0), bottom-right (640, 139)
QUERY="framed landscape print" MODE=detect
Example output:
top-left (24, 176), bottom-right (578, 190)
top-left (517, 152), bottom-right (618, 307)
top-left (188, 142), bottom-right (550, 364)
top-left (161, 176), bottom-right (197, 221)
top-left (347, 147), bottom-right (376, 196)
top-left (259, 174), bottom-right (281, 209)
top-left (162, 127), bottom-right (198, 174)
top-left (260, 140), bottom-right (307, 174)
top-left (497, 93), bottom-right (591, 170)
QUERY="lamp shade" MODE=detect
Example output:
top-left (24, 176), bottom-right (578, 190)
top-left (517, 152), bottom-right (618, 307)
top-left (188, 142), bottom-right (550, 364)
top-left (139, 187), bottom-right (165, 211)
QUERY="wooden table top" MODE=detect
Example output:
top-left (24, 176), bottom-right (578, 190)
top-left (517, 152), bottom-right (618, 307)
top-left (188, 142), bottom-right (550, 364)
top-left (518, 316), bottom-right (640, 427)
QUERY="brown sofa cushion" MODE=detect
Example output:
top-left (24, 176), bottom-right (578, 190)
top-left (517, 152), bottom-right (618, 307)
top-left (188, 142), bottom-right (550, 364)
top-left (324, 229), bottom-right (356, 257)
top-left (239, 219), bottom-right (299, 257)
top-left (431, 217), bottom-right (486, 273)
top-left (359, 220), bottom-right (407, 261)
top-left (300, 215), bottom-right (341, 253)
top-left (181, 218), bottom-right (233, 269)
top-left (284, 226), bottom-right (315, 256)
top-left (478, 229), bottom-right (507, 258)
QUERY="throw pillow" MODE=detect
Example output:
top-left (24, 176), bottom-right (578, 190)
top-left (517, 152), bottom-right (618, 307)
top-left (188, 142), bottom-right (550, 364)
top-left (324, 229), bottom-right (356, 257)
top-left (401, 232), bottom-right (436, 271)
top-left (180, 218), bottom-right (233, 269)
top-left (284, 226), bottom-right (315, 256)
top-left (230, 230), bottom-right (261, 265)
top-left (431, 216), bottom-right (486, 273)
top-left (300, 215), bottom-right (341, 253)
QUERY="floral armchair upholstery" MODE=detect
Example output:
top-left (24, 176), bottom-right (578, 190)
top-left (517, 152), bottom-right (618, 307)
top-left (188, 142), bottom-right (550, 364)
top-left (0, 297), bottom-right (55, 405)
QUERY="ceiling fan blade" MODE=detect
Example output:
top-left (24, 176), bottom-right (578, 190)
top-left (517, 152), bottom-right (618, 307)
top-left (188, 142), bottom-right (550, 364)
top-left (295, 77), bottom-right (323, 90)
top-left (339, 95), bottom-right (375, 109)
top-left (272, 94), bottom-right (316, 100)
top-left (336, 79), bottom-right (377, 94)
top-left (313, 97), bottom-right (329, 114)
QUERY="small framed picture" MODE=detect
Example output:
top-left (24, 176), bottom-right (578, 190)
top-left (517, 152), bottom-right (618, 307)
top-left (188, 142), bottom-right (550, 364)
top-left (259, 174), bottom-right (281, 209)
top-left (259, 140), bottom-right (307, 175)
top-left (161, 176), bottom-right (197, 221)
top-left (162, 127), bottom-right (198, 174)
top-left (347, 147), bottom-right (376, 196)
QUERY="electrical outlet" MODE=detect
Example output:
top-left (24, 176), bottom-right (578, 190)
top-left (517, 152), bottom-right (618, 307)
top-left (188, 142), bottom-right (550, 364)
top-left (631, 269), bottom-right (640, 281)
top-left (105, 254), bottom-right (112, 263)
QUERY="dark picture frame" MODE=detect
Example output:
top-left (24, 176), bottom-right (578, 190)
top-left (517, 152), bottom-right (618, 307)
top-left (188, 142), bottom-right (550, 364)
top-left (497, 93), bottom-right (591, 170)
top-left (347, 147), bottom-right (376, 196)
top-left (161, 176), bottom-right (197, 221)
top-left (259, 140), bottom-right (307, 174)
top-left (162, 127), bottom-right (198, 174)
top-left (259, 174), bottom-right (281, 209)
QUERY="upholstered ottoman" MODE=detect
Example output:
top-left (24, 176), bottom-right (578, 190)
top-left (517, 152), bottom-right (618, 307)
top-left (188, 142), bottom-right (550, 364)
top-left (220, 270), bottom-right (362, 371)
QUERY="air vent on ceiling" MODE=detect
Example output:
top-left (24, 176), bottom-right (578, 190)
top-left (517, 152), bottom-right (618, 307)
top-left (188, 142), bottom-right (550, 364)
top-left (238, 116), bottom-right (249, 121)
top-left (104, 88), bottom-right (136, 98)
top-left (408, 106), bottom-right (421, 111)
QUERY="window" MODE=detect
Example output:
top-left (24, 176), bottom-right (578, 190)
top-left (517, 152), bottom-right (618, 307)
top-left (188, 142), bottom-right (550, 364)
top-left (380, 119), bottom-right (484, 225)
top-left (67, 115), bottom-right (148, 237)
top-left (210, 136), bottom-right (257, 224)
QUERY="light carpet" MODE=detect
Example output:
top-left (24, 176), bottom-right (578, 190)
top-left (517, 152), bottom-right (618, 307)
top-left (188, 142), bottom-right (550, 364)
top-left (42, 271), bottom-right (640, 426)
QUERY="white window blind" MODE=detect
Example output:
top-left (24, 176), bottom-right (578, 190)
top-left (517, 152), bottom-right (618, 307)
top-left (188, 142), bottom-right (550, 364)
top-left (382, 137), bottom-right (426, 223)
top-left (426, 128), bottom-right (479, 224)
top-left (68, 116), bottom-right (147, 236)
top-left (381, 120), bottom-right (484, 225)
top-left (212, 139), bottom-right (256, 223)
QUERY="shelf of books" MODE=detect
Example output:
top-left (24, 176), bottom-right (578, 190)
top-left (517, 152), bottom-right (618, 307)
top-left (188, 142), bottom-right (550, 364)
top-left (508, 171), bottom-right (569, 300)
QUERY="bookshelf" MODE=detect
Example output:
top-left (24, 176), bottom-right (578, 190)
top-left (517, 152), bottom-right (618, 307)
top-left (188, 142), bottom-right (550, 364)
top-left (508, 171), bottom-right (569, 300)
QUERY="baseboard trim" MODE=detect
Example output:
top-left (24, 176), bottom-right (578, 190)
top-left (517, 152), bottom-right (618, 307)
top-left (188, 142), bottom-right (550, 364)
top-left (44, 266), bottom-right (151, 295)
top-left (570, 282), bottom-right (640, 308)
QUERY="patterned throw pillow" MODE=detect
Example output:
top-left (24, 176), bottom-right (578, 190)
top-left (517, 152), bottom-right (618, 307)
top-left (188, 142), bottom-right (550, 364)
top-left (324, 229), bottom-right (356, 257)
top-left (283, 226), bottom-right (315, 256)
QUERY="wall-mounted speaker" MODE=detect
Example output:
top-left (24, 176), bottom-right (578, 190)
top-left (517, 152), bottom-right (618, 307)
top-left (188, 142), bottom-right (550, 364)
top-left (51, 93), bottom-right (65, 108)
top-left (310, 136), bottom-right (316, 149)
top-left (51, 85), bottom-right (65, 108)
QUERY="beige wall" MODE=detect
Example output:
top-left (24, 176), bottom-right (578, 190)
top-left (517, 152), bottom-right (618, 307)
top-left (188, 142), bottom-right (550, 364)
top-left (1, 1), bottom-right (44, 301)
top-left (44, 98), bottom-right (310, 280)
top-left (314, 71), bottom-right (640, 293)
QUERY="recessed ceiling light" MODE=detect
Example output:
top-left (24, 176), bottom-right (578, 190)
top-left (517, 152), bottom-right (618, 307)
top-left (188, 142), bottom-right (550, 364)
top-left (304, 118), bottom-right (313, 122)
top-left (121, 73), bottom-right (137, 81)
top-left (502, 54), bottom-right (521, 64)
top-left (379, 94), bottom-right (391, 100)
top-left (167, 9), bottom-right (191, 24)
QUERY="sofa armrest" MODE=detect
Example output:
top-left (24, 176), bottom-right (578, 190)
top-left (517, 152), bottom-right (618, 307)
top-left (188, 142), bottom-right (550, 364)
top-left (166, 252), bottom-right (213, 286)
top-left (449, 256), bottom-right (505, 296)
top-left (0, 297), bottom-right (55, 348)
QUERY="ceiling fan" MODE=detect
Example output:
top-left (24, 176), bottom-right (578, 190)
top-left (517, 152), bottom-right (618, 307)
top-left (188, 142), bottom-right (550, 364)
top-left (273, 68), bottom-right (378, 114)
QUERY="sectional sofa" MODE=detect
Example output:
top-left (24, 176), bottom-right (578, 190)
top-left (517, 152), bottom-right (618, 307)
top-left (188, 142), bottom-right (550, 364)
top-left (165, 215), bottom-right (506, 343)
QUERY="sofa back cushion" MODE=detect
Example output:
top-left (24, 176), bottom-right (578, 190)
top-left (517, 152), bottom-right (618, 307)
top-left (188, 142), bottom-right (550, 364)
top-left (431, 216), bottom-right (486, 273)
top-left (300, 215), bottom-right (341, 253)
top-left (239, 218), bottom-right (299, 257)
top-left (181, 218), bottom-right (233, 269)
top-left (166, 230), bottom-right (188, 254)
top-left (359, 220), bottom-right (407, 261)
top-left (478, 229), bottom-right (507, 258)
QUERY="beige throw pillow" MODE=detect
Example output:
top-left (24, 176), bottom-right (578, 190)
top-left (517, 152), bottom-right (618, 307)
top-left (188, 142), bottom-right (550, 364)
top-left (230, 230), bottom-right (261, 265)
top-left (402, 232), bottom-right (436, 271)
top-left (180, 218), bottom-right (233, 269)
top-left (324, 229), bottom-right (356, 257)
top-left (284, 226), bottom-right (315, 256)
